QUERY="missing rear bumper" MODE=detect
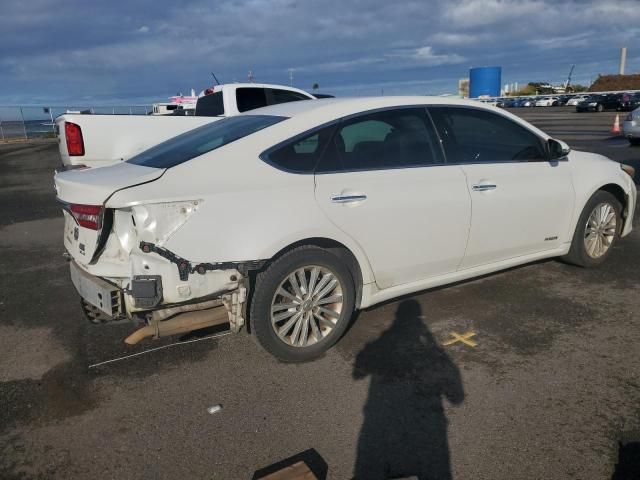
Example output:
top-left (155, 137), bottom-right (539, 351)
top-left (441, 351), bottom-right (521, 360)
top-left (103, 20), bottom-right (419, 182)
top-left (70, 260), bottom-right (123, 317)
top-left (138, 241), bottom-right (265, 281)
top-left (130, 275), bottom-right (163, 309)
top-left (124, 286), bottom-right (247, 344)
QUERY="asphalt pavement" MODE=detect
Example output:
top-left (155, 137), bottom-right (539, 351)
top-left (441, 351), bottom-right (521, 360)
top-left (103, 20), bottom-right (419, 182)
top-left (1, 107), bottom-right (639, 479)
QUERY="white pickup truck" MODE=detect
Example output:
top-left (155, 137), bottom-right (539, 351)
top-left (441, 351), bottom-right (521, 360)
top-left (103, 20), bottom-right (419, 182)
top-left (56, 83), bottom-right (316, 169)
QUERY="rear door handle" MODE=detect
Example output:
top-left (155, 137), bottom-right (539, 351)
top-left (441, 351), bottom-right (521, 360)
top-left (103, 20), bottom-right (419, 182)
top-left (331, 193), bottom-right (367, 204)
top-left (472, 184), bottom-right (497, 192)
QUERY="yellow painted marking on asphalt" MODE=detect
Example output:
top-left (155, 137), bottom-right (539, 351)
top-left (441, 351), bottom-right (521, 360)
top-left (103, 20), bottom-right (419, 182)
top-left (442, 331), bottom-right (478, 348)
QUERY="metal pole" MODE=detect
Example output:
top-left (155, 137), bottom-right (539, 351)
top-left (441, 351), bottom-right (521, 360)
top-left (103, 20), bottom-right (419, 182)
top-left (19, 107), bottom-right (28, 140)
top-left (619, 47), bottom-right (627, 75)
top-left (48, 108), bottom-right (55, 134)
top-left (0, 116), bottom-right (5, 142)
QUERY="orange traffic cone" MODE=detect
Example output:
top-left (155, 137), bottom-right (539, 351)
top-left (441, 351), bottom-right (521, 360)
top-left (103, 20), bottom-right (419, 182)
top-left (611, 114), bottom-right (621, 135)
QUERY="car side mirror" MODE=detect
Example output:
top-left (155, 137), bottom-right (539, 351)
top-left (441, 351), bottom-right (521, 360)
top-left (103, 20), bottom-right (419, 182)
top-left (548, 139), bottom-right (571, 160)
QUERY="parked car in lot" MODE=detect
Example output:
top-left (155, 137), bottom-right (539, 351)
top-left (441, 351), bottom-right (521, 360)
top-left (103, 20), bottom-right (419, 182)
top-left (475, 98), bottom-right (498, 107)
top-left (554, 95), bottom-right (573, 106)
top-left (496, 98), bottom-right (514, 108)
top-left (56, 83), bottom-right (316, 169)
top-left (620, 92), bottom-right (640, 112)
top-left (576, 94), bottom-right (623, 112)
top-left (522, 97), bottom-right (537, 107)
top-left (566, 95), bottom-right (589, 106)
top-left (510, 97), bottom-right (531, 108)
top-left (623, 107), bottom-right (640, 146)
top-left (54, 97), bottom-right (637, 361)
top-left (535, 97), bottom-right (559, 107)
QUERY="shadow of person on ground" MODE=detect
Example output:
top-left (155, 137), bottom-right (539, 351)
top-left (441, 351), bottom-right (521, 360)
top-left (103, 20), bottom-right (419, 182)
top-left (352, 299), bottom-right (464, 480)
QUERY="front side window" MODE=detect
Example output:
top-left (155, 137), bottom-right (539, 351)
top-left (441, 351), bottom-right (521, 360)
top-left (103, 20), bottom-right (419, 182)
top-left (236, 88), bottom-right (268, 112)
top-left (317, 107), bottom-right (444, 172)
top-left (428, 107), bottom-right (545, 164)
top-left (128, 115), bottom-right (285, 168)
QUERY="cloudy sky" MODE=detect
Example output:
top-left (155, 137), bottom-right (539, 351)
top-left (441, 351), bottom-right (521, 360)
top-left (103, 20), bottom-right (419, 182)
top-left (1, 0), bottom-right (638, 105)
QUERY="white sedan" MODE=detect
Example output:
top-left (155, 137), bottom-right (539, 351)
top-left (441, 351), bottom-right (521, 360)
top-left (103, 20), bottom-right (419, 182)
top-left (535, 97), bottom-right (559, 107)
top-left (566, 95), bottom-right (589, 106)
top-left (54, 97), bottom-right (637, 361)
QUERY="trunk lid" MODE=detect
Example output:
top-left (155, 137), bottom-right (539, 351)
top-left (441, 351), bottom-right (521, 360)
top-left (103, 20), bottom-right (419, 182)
top-left (55, 162), bottom-right (165, 265)
top-left (55, 162), bottom-right (164, 205)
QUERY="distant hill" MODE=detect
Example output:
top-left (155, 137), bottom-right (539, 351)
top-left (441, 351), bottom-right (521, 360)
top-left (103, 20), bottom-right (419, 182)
top-left (590, 74), bottom-right (640, 92)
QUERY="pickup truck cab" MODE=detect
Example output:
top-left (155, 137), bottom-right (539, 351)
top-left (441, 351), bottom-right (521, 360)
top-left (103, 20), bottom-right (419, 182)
top-left (56, 83), bottom-right (315, 169)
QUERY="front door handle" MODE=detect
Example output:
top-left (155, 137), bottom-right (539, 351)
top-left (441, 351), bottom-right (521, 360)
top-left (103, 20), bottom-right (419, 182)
top-left (472, 184), bottom-right (497, 192)
top-left (331, 193), bottom-right (367, 204)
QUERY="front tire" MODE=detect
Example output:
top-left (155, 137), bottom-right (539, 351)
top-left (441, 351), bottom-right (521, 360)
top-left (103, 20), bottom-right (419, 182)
top-left (249, 246), bottom-right (355, 362)
top-left (629, 138), bottom-right (640, 146)
top-left (562, 191), bottom-right (622, 267)
top-left (596, 104), bottom-right (604, 112)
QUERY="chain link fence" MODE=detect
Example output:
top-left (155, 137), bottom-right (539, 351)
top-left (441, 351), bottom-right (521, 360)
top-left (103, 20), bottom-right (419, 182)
top-left (0, 106), bottom-right (151, 142)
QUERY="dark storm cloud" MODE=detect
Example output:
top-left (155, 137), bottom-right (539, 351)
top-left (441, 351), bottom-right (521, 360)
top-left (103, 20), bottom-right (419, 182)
top-left (1, 0), bottom-right (638, 103)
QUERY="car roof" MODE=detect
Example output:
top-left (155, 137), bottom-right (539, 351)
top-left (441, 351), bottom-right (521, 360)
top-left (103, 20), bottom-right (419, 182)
top-left (239, 96), bottom-right (552, 145)
top-left (244, 96), bottom-right (502, 119)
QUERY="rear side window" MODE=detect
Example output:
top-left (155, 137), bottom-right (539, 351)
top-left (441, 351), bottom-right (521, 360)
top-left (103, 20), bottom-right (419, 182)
top-left (236, 88), bottom-right (268, 112)
top-left (428, 107), bottom-right (545, 163)
top-left (268, 89), bottom-right (311, 105)
top-left (264, 124), bottom-right (336, 173)
top-left (127, 115), bottom-right (285, 168)
top-left (195, 92), bottom-right (224, 116)
top-left (317, 107), bottom-right (444, 172)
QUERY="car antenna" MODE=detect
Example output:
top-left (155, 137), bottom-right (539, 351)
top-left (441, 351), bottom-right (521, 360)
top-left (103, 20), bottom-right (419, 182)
top-left (211, 72), bottom-right (221, 85)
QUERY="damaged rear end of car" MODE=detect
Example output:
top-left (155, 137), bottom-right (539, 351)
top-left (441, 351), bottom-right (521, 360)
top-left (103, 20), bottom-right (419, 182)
top-left (54, 115), bottom-right (285, 344)
top-left (58, 178), bottom-right (252, 343)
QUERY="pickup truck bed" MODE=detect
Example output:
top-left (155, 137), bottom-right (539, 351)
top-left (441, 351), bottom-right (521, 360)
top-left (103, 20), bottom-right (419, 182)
top-left (56, 83), bottom-right (316, 168)
top-left (56, 114), bottom-right (216, 168)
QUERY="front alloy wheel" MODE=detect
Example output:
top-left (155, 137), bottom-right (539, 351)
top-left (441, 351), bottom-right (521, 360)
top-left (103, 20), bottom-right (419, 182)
top-left (562, 190), bottom-right (621, 267)
top-left (584, 203), bottom-right (617, 259)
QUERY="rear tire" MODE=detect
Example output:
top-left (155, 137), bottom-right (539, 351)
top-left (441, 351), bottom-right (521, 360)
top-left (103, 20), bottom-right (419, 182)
top-left (249, 246), bottom-right (355, 362)
top-left (562, 191), bottom-right (622, 267)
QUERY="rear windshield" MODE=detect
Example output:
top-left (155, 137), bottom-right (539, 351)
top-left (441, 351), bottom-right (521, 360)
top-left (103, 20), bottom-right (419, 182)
top-left (195, 91), bottom-right (224, 116)
top-left (127, 115), bottom-right (286, 168)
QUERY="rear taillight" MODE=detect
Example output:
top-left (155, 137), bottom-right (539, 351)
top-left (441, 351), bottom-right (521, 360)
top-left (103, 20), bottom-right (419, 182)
top-left (70, 204), bottom-right (102, 230)
top-left (65, 121), bottom-right (85, 156)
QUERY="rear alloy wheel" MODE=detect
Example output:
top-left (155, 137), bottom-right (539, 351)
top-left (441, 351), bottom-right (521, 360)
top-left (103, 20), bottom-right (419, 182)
top-left (250, 246), bottom-right (355, 362)
top-left (562, 191), bottom-right (622, 267)
top-left (270, 266), bottom-right (343, 348)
